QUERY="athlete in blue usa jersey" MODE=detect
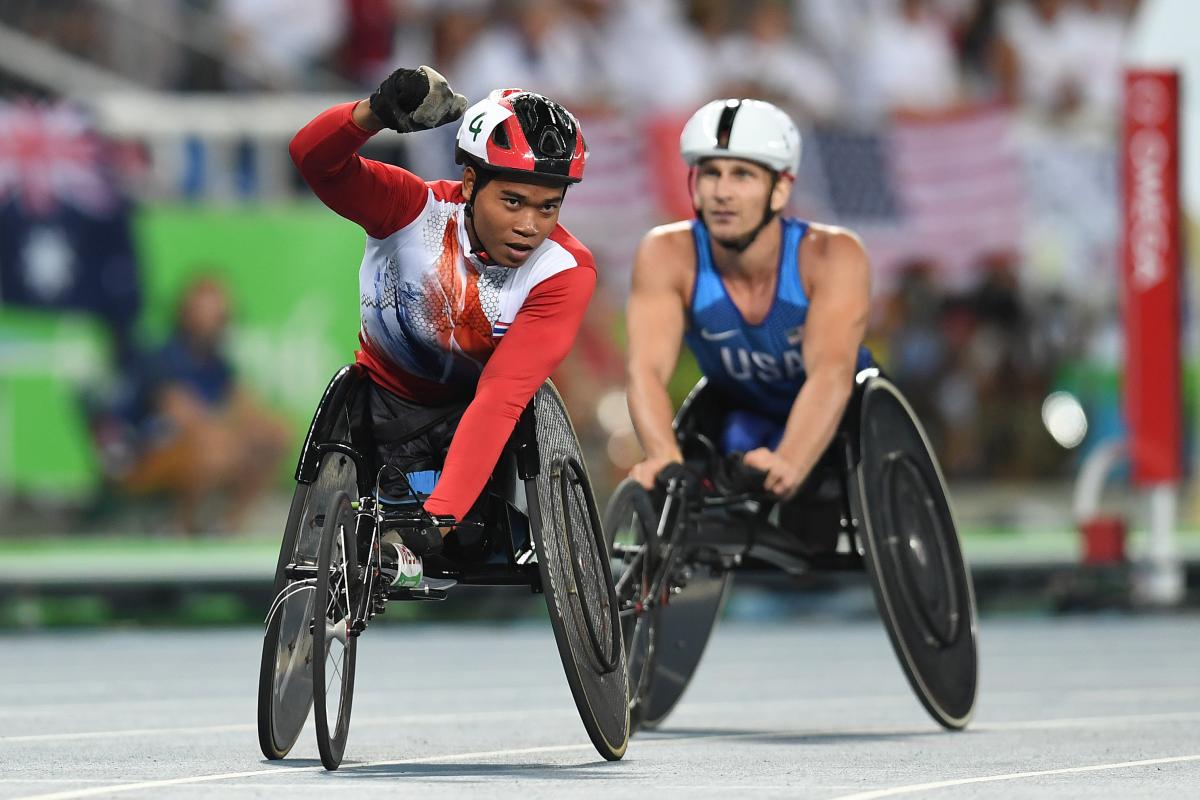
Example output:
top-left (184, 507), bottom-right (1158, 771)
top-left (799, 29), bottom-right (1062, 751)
top-left (627, 98), bottom-right (873, 499)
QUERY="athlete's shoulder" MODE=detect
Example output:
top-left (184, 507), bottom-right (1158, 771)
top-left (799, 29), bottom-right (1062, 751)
top-left (546, 225), bottom-right (596, 272)
top-left (801, 221), bottom-right (867, 263)
top-left (636, 220), bottom-right (695, 264)
top-left (799, 221), bottom-right (870, 295)
top-left (425, 179), bottom-right (465, 204)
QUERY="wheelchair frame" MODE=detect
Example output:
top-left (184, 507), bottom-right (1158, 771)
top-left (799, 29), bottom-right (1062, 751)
top-left (258, 365), bottom-right (629, 769)
top-left (607, 369), bottom-right (978, 732)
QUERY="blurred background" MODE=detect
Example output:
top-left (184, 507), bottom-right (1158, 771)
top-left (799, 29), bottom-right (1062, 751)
top-left (0, 0), bottom-right (1197, 626)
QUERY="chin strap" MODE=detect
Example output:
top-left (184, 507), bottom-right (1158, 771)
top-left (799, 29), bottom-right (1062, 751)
top-left (691, 167), bottom-right (781, 254)
top-left (463, 168), bottom-right (496, 265)
top-left (462, 166), bottom-right (571, 266)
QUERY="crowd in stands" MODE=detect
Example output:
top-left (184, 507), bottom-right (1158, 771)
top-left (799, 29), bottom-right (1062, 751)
top-left (6, 0), bottom-right (1137, 130)
top-left (1, 1), bottom-right (1144, 532)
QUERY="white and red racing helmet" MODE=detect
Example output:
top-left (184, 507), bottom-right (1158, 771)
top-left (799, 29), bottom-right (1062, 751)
top-left (680, 98), bottom-right (801, 178)
top-left (455, 89), bottom-right (587, 184)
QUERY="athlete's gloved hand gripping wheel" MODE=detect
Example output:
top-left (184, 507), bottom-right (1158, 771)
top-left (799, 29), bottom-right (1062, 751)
top-left (369, 65), bottom-right (468, 133)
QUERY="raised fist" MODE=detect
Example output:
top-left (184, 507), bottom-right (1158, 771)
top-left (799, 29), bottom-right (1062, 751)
top-left (369, 65), bottom-right (467, 133)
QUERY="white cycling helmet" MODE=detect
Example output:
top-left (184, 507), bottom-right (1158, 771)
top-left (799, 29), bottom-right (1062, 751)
top-left (679, 99), bottom-right (801, 178)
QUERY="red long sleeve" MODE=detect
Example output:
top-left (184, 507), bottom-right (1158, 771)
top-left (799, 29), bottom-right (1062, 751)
top-left (288, 101), bottom-right (428, 238)
top-left (423, 266), bottom-right (597, 520)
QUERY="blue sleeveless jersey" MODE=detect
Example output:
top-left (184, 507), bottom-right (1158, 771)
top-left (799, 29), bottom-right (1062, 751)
top-left (683, 218), bottom-right (873, 422)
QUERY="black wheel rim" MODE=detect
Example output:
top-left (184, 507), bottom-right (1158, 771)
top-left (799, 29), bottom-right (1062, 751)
top-left (526, 383), bottom-right (629, 760)
top-left (858, 377), bottom-right (978, 729)
top-left (265, 578), bottom-right (316, 755)
top-left (312, 491), bottom-right (358, 770)
top-left (882, 453), bottom-right (960, 648)
top-left (259, 451), bottom-right (357, 760)
top-left (557, 456), bottom-right (622, 674)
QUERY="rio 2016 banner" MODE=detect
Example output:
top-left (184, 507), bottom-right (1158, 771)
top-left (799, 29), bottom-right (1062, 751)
top-left (1122, 69), bottom-right (1182, 485)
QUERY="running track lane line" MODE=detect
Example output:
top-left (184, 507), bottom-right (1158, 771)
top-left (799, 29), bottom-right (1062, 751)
top-left (5, 708), bottom-right (1199, 745)
top-left (14, 712), bottom-right (1200, 800)
top-left (19, 731), bottom-right (783, 800)
top-left (826, 755), bottom-right (1200, 800)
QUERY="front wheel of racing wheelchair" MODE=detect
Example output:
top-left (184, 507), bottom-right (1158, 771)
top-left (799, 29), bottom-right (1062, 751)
top-left (604, 370), bottom-right (978, 733)
top-left (257, 366), bottom-right (629, 769)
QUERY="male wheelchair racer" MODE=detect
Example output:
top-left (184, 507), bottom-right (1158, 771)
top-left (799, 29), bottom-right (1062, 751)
top-left (257, 365), bottom-right (629, 770)
top-left (604, 368), bottom-right (978, 733)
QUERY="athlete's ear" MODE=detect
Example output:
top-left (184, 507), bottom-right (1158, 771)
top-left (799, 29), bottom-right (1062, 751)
top-left (770, 174), bottom-right (793, 214)
top-left (462, 166), bottom-right (476, 201)
top-left (688, 166), bottom-right (703, 213)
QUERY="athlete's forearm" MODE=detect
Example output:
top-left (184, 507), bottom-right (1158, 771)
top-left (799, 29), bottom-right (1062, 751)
top-left (774, 367), bottom-right (854, 481)
top-left (627, 368), bottom-right (683, 462)
top-left (289, 101), bottom-right (427, 238)
top-left (351, 98), bottom-right (385, 132)
top-left (424, 268), bottom-right (596, 520)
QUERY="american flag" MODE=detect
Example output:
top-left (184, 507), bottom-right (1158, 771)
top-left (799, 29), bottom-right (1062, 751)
top-left (0, 101), bottom-right (114, 217)
top-left (807, 105), bottom-right (1023, 289)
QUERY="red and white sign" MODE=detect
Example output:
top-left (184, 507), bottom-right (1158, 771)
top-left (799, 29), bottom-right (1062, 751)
top-left (1121, 69), bottom-right (1182, 484)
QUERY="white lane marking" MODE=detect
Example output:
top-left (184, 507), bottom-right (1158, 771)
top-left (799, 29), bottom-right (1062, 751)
top-left (826, 754), bottom-right (1200, 800)
top-left (6, 704), bottom-right (1200, 746)
top-left (14, 743), bottom-right (597, 800)
top-left (0, 708), bottom-right (568, 744)
top-left (15, 710), bottom-right (1200, 799)
top-left (979, 710), bottom-right (1200, 731)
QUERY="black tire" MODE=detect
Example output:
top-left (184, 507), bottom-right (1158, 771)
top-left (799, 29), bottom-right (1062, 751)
top-left (855, 377), bottom-right (978, 730)
top-left (602, 478), bottom-right (659, 731)
top-left (312, 490), bottom-right (359, 770)
top-left (257, 451), bottom-right (357, 760)
top-left (604, 480), bottom-right (732, 731)
top-left (525, 383), bottom-right (630, 761)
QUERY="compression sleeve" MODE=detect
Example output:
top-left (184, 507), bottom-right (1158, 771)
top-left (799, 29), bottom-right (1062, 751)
top-left (288, 101), bottom-right (429, 238)
top-left (423, 266), bottom-right (597, 520)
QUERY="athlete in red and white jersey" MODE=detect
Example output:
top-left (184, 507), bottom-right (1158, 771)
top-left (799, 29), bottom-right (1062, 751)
top-left (290, 66), bottom-right (595, 565)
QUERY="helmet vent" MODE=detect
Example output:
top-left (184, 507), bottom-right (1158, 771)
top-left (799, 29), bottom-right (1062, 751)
top-left (539, 128), bottom-right (568, 158)
top-left (491, 124), bottom-right (510, 149)
top-left (716, 99), bottom-right (741, 149)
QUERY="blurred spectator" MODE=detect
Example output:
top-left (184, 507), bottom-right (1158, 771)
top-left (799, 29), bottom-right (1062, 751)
top-left (119, 276), bottom-right (290, 534)
top-left (569, 0), bottom-right (709, 113)
top-left (704, 0), bottom-right (843, 124)
top-left (955, 0), bottom-right (1009, 101)
top-left (337, 0), bottom-right (402, 87)
top-left (219, 0), bottom-right (347, 90)
top-left (454, 0), bottom-right (591, 104)
top-left (874, 249), bottom-right (1074, 478)
top-left (854, 0), bottom-right (962, 117)
top-left (997, 0), bottom-right (1130, 127)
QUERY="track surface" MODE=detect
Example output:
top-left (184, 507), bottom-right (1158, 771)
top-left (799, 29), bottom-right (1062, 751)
top-left (2, 614), bottom-right (1198, 799)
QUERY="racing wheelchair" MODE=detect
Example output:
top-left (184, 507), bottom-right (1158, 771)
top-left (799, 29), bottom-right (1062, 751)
top-left (256, 365), bottom-right (629, 770)
top-left (604, 369), bottom-right (978, 732)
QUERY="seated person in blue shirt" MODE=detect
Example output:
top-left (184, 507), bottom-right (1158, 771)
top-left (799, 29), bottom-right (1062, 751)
top-left (121, 275), bottom-right (290, 533)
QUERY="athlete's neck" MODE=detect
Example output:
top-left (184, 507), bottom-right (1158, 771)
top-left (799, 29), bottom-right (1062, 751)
top-left (710, 215), bottom-right (783, 283)
top-left (464, 214), bottom-right (493, 266)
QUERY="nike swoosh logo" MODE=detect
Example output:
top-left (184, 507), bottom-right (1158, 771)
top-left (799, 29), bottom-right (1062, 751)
top-left (699, 328), bottom-right (739, 341)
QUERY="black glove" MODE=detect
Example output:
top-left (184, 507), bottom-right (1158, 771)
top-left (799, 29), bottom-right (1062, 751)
top-left (655, 462), bottom-right (708, 495)
top-left (722, 454), bottom-right (770, 496)
top-left (369, 65), bottom-right (467, 133)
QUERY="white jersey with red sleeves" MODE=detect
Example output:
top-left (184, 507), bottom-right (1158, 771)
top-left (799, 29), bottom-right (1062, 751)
top-left (359, 182), bottom-right (580, 388)
top-left (289, 100), bottom-right (596, 520)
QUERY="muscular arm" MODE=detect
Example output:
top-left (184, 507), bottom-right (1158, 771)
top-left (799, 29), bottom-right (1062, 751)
top-left (625, 228), bottom-right (689, 485)
top-left (423, 267), bottom-right (597, 520)
top-left (288, 101), bottom-right (428, 238)
top-left (752, 228), bottom-right (871, 496)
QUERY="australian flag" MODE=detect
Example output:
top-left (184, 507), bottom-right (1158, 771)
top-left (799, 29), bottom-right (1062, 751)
top-left (0, 100), bottom-right (141, 360)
